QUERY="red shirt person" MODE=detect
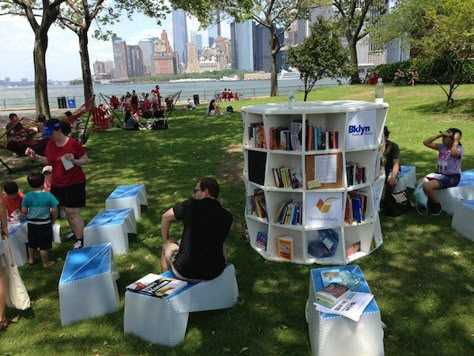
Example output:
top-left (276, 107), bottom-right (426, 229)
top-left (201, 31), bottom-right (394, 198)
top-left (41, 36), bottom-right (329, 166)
top-left (26, 119), bottom-right (88, 249)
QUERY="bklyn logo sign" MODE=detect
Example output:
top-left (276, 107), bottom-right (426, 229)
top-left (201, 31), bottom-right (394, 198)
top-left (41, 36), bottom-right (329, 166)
top-left (348, 124), bottom-right (371, 136)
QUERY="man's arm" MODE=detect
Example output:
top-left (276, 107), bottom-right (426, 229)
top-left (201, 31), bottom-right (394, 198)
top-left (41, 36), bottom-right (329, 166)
top-left (161, 208), bottom-right (176, 243)
top-left (388, 158), bottom-right (400, 188)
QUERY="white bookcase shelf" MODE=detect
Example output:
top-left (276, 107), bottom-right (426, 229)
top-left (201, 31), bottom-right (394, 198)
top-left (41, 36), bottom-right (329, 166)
top-left (243, 101), bottom-right (388, 265)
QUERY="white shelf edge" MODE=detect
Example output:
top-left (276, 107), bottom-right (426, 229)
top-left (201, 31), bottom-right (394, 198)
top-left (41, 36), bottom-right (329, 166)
top-left (265, 187), bottom-right (304, 193)
top-left (304, 149), bottom-right (343, 155)
top-left (345, 251), bottom-right (368, 264)
top-left (268, 150), bottom-right (303, 155)
top-left (245, 214), bottom-right (269, 224)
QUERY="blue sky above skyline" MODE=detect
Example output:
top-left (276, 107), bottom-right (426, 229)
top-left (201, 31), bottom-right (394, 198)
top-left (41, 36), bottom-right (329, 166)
top-left (0, 12), bottom-right (231, 82)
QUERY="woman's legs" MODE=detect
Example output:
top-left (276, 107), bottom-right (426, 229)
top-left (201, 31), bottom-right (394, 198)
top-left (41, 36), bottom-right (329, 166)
top-left (423, 179), bottom-right (441, 205)
top-left (0, 262), bottom-right (7, 327)
top-left (64, 207), bottom-right (85, 244)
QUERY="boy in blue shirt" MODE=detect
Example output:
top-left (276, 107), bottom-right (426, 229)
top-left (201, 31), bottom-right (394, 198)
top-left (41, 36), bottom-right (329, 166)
top-left (22, 172), bottom-right (59, 268)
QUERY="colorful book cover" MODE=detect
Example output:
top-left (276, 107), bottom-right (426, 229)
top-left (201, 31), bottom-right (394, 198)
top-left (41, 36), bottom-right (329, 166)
top-left (255, 231), bottom-right (268, 251)
top-left (320, 269), bottom-right (345, 287)
top-left (346, 241), bottom-right (361, 257)
top-left (126, 274), bottom-right (188, 298)
top-left (316, 282), bottom-right (350, 308)
top-left (277, 236), bottom-right (293, 260)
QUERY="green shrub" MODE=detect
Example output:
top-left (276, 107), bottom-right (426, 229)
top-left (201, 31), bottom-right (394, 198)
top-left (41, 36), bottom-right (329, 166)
top-left (376, 58), bottom-right (474, 84)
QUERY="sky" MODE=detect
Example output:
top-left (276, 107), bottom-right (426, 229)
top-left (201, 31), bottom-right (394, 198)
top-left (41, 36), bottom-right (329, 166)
top-left (0, 10), bottom-right (230, 82)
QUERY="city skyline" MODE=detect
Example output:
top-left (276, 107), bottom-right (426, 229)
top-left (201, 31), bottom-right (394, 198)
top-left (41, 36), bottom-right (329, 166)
top-left (0, 12), bottom-right (231, 82)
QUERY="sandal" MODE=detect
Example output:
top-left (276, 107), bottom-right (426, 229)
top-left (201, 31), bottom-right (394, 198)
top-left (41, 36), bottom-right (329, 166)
top-left (0, 319), bottom-right (8, 332)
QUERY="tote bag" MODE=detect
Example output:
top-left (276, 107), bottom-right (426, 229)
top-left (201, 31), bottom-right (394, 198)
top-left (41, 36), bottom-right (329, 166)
top-left (3, 240), bottom-right (31, 310)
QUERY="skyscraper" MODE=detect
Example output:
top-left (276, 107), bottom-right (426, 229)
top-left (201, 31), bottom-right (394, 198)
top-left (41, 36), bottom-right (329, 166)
top-left (230, 20), bottom-right (254, 71)
top-left (208, 11), bottom-right (221, 48)
top-left (190, 32), bottom-right (203, 57)
top-left (112, 36), bottom-right (128, 79)
top-left (126, 45), bottom-right (144, 78)
top-left (172, 9), bottom-right (188, 69)
top-left (138, 39), bottom-right (156, 75)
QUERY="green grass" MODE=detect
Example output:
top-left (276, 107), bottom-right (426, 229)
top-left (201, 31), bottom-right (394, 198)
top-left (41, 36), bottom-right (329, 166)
top-left (1, 84), bottom-right (473, 355)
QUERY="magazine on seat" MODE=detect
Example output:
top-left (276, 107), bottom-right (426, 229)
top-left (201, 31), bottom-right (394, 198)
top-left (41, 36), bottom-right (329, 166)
top-left (126, 273), bottom-right (188, 298)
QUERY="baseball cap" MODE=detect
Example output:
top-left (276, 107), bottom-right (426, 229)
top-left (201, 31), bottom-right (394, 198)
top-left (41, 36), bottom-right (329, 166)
top-left (384, 126), bottom-right (390, 136)
top-left (42, 165), bottom-right (52, 174)
top-left (440, 128), bottom-right (462, 137)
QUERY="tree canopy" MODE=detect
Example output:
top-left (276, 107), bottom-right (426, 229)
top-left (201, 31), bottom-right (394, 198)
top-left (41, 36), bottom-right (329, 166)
top-left (288, 17), bottom-right (350, 101)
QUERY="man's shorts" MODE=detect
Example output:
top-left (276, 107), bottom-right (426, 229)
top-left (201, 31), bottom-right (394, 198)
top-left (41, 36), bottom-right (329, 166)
top-left (51, 182), bottom-right (86, 208)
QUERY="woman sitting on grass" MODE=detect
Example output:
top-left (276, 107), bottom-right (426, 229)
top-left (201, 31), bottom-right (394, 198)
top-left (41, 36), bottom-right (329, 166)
top-left (417, 128), bottom-right (463, 215)
top-left (208, 99), bottom-right (223, 116)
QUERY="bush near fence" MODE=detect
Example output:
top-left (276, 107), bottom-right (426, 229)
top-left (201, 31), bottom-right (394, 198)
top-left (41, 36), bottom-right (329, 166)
top-left (375, 58), bottom-right (474, 85)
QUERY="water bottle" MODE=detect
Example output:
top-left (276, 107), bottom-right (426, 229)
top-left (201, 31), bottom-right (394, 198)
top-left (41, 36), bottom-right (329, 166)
top-left (375, 78), bottom-right (384, 104)
top-left (288, 91), bottom-right (295, 109)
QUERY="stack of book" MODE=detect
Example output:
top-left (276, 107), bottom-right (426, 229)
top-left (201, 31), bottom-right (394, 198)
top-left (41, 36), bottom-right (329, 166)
top-left (272, 167), bottom-right (302, 189)
top-left (346, 161), bottom-right (366, 186)
top-left (344, 191), bottom-right (368, 224)
top-left (248, 123), bottom-right (266, 148)
top-left (274, 200), bottom-right (302, 225)
top-left (126, 273), bottom-right (188, 298)
top-left (268, 121), bottom-right (302, 151)
top-left (306, 125), bottom-right (339, 150)
top-left (247, 189), bottom-right (267, 219)
top-left (316, 283), bottom-right (350, 308)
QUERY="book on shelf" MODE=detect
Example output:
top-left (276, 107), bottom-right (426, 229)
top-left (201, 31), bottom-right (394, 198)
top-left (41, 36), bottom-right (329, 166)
top-left (315, 291), bottom-right (374, 322)
top-left (255, 231), bottom-right (268, 251)
top-left (272, 167), bottom-right (302, 189)
top-left (307, 229), bottom-right (339, 258)
top-left (315, 282), bottom-right (350, 308)
top-left (126, 273), bottom-right (188, 298)
top-left (247, 188), bottom-right (267, 219)
top-left (277, 236), bottom-right (293, 261)
top-left (305, 125), bottom-right (339, 151)
top-left (346, 161), bottom-right (366, 186)
top-left (346, 191), bottom-right (368, 224)
top-left (346, 241), bottom-right (361, 257)
top-left (290, 121), bottom-right (303, 151)
top-left (274, 201), bottom-right (302, 225)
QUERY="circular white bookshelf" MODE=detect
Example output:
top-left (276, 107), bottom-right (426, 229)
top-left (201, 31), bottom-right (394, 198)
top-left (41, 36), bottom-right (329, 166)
top-left (243, 100), bottom-right (388, 265)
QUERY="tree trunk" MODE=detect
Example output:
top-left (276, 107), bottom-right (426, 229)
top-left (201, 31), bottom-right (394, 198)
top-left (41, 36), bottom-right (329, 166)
top-left (79, 29), bottom-right (94, 102)
top-left (304, 77), bottom-right (309, 101)
top-left (348, 39), bottom-right (361, 84)
top-left (34, 30), bottom-right (50, 117)
top-left (270, 33), bottom-right (279, 97)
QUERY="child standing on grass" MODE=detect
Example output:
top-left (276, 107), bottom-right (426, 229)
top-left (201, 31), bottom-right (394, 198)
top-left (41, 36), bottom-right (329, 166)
top-left (21, 172), bottom-right (59, 268)
top-left (2, 181), bottom-right (24, 220)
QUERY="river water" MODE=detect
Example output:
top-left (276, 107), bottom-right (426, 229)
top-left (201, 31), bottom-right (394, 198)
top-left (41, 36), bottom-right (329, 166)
top-left (0, 77), bottom-right (346, 110)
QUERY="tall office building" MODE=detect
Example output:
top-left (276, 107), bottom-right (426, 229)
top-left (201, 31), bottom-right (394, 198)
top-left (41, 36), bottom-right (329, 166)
top-left (208, 11), bottom-right (221, 48)
top-left (172, 9), bottom-right (188, 69)
top-left (190, 32), bottom-right (203, 57)
top-left (112, 35), bottom-right (128, 79)
top-left (138, 39), bottom-right (156, 75)
top-left (185, 43), bottom-right (200, 73)
top-left (154, 30), bottom-right (175, 75)
top-left (253, 25), bottom-right (284, 73)
top-left (230, 20), bottom-right (254, 71)
top-left (126, 45), bottom-right (144, 78)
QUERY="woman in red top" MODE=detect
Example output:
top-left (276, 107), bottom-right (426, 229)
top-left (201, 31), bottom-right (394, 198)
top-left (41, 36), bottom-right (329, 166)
top-left (26, 119), bottom-right (88, 249)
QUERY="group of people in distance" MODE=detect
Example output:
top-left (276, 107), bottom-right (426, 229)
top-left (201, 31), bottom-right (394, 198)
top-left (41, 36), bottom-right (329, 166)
top-left (393, 68), bottom-right (419, 86)
top-left (383, 125), bottom-right (463, 216)
top-left (4, 113), bottom-right (50, 157)
top-left (219, 88), bottom-right (238, 101)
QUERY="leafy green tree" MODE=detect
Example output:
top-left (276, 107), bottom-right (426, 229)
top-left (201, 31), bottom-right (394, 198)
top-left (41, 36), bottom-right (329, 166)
top-left (57, 0), bottom-right (169, 104)
top-left (0, 0), bottom-right (68, 117)
top-left (332, 0), bottom-right (388, 84)
top-left (373, 0), bottom-right (474, 106)
top-left (288, 17), bottom-right (350, 101)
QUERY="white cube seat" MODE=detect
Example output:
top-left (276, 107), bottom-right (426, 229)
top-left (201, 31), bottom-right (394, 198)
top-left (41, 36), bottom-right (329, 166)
top-left (59, 243), bottom-right (120, 326)
top-left (306, 265), bottom-right (384, 356)
top-left (394, 165), bottom-right (416, 193)
top-left (84, 208), bottom-right (136, 255)
top-left (124, 263), bottom-right (239, 346)
top-left (451, 200), bottom-right (474, 241)
top-left (7, 221), bottom-right (28, 267)
top-left (105, 184), bottom-right (148, 220)
top-left (436, 169), bottom-right (474, 215)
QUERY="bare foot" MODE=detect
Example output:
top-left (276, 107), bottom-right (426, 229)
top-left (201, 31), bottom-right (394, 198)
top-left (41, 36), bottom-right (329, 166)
top-left (43, 261), bottom-right (56, 268)
top-left (27, 260), bottom-right (34, 265)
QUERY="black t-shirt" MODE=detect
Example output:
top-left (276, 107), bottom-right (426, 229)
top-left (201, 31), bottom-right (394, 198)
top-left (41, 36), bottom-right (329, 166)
top-left (173, 198), bottom-right (233, 280)
top-left (383, 140), bottom-right (400, 177)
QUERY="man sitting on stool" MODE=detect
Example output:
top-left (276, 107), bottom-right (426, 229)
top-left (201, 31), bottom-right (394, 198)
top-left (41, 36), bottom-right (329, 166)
top-left (160, 177), bottom-right (233, 281)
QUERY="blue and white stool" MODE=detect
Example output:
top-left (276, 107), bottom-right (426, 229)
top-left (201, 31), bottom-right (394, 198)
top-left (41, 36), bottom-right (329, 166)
top-left (124, 264), bottom-right (239, 346)
top-left (394, 165), bottom-right (416, 193)
top-left (59, 243), bottom-right (119, 326)
top-left (306, 265), bottom-right (384, 356)
top-left (105, 184), bottom-right (148, 220)
top-left (84, 208), bottom-right (136, 255)
top-left (451, 200), bottom-right (474, 241)
top-left (436, 169), bottom-right (474, 215)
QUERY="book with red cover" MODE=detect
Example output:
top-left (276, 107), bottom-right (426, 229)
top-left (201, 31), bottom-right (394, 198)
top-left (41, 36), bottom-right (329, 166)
top-left (316, 282), bottom-right (350, 308)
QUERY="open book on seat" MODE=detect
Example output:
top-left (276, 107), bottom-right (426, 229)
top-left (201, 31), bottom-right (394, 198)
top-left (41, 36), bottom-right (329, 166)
top-left (126, 273), bottom-right (188, 298)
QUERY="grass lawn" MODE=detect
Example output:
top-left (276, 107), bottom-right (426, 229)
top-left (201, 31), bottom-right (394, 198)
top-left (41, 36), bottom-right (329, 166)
top-left (1, 84), bottom-right (473, 355)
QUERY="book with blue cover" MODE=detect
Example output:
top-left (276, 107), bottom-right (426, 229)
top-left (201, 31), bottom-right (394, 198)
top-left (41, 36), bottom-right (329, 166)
top-left (255, 231), bottom-right (268, 251)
